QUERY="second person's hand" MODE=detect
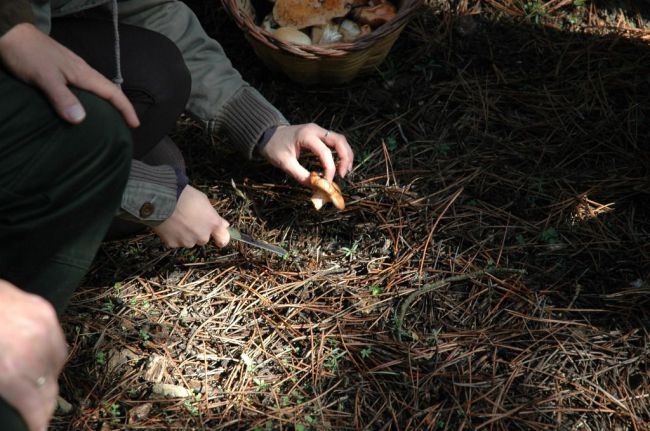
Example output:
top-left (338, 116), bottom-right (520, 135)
top-left (152, 185), bottom-right (230, 248)
top-left (0, 280), bottom-right (68, 431)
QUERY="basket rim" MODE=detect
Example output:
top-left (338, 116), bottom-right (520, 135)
top-left (221, 0), bottom-right (424, 58)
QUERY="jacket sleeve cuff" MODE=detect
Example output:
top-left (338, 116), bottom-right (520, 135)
top-left (0, 0), bottom-right (34, 38)
top-left (210, 86), bottom-right (289, 159)
top-left (117, 160), bottom-right (179, 226)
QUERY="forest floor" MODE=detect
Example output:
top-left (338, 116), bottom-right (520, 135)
top-left (52, 1), bottom-right (649, 430)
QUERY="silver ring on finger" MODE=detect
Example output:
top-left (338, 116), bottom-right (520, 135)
top-left (324, 130), bottom-right (331, 138)
top-left (35, 376), bottom-right (46, 389)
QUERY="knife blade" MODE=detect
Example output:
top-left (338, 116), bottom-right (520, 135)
top-left (228, 227), bottom-right (288, 257)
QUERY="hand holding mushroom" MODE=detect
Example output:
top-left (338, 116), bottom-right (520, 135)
top-left (256, 123), bottom-right (354, 202)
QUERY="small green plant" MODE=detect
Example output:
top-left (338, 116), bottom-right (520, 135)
top-left (138, 328), bottom-right (150, 342)
top-left (102, 298), bottom-right (114, 313)
top-left (426, 328), bottom-right (442, 346)
top-left (436, 142), bottom-right (450, 156)
top-left (324, 348), bottom-right (347, 372)
top-left (515, 234), bottom-right (526, 245)
top-left (360, 347), bottom-right (372, 359)
top-left (113, 282), bottom-right (122, 294)
top-left (565, 14), bottom-right (579, 25)
top-left (241, 352), bottom-right (256, 372)
top-left (369, 285), bottom-right (382, 295)
top-left (540, 227), bottom-right (559, 244)
top-left (573, 0), bottom-right (586, 6)
top-left (341, 241), bottom-right (360, 260)
top-left (292, 390), bottom-right (305, 404)
top-left (95, 351), bottom-right (106, 366)
top-left (108, 403), bottom-right (120, 424)
top-left (386, 136), bottom-right (398, 152)
top-left (253, 377), bottom-right (270, 391)
top-left (183, 399), bottom-right (199, 416)
top-left (524, 1), bottom-right (546, 23)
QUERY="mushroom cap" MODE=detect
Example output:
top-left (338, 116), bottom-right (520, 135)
top-left (273, 0), bottom-right (352, 29)
top-left (352, 2), bottom-right (397, 28)
top-left (309, 172), bottom-right (345, 210)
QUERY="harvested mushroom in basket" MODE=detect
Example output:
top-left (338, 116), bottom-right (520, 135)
top-left (309, 172), bottom-right (345, 210)
top-left (261, 0), bottom-right (397, 45)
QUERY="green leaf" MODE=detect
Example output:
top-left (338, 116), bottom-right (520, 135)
top-left (540, 227), bottom-right (559, 244)
top-left (386, 136), bottom-right (398, 152)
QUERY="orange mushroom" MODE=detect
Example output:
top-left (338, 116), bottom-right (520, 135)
top-left (273, 0), bottom-right (352, 29)
top-left (309, 172), bottom-right (345, 210)
top-left (352, 1), bottom-right (397, 28)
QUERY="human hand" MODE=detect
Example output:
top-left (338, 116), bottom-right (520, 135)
top-left (152, 185), bottom-right (230, 248)
top-left (258, 123), bottom-right (354, 187)
top-left (0, 280), bottom-right (68, 431)
top-left (0, 23), bottom-right (139, 127)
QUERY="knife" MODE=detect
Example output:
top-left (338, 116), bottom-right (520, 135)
top-left (228, 227), bottom-right (288, 257)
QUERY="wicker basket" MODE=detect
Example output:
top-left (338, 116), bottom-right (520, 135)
top-left (221, 0), bottom-right (423, 84)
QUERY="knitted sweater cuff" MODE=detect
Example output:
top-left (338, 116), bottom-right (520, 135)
top-left (216, 87), bottom-right (289, 159)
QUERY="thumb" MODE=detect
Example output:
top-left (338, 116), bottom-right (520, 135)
top-left (281, 158), bottom-right (311, 186)
top-left (39, 77), bottom-right (86, 124)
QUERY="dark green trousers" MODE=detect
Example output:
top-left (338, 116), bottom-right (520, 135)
top-left (0, 70), bottom-right (132, 429)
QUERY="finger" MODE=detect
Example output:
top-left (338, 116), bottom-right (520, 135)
top-left (279, 157), bottom-right (311, 186)
top-left (211, 225), bottom-right (230, 248)
top-left (38, 381), bottom-right (59, 431)
top-left (323, 132), bottom-right (354, 177)
top-left (6, 380), bottom-right (56, 431)
top-left (195, 230), bottom-right (211, 247)
top-left (34, 297), bottom-right (68, 371)
top-left (52, 327), bottom-right (69, 371)
top-left (303, 137), bottom-right (337, 183)
top-left (37, 73), bottom-right (86, 124)
top-left (69, 68), bottom-right (140, 128)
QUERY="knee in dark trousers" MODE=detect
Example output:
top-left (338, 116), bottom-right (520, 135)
top-left (51, 18), bottom-right (192, 158)
top-left (0, 76), bottom-right (132, 308)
